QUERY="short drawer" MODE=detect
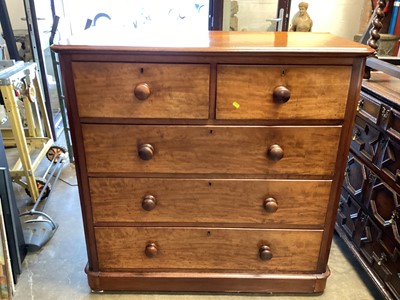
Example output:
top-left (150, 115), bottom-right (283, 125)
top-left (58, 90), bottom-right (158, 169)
top-left (72, 62), bottom-right (210, 119)
top-left (216, 65), bottom-right (351, 120)
top-left (351, 116), bottom-right (381, 164)
top-left (95, 227), bottom-right (322, 272)
top-left (82, 125), bottom-right (341, 176)
top-left (357, 92), bottom-right (381, 125)
top-left (90, 178), bottom-right (331, 226)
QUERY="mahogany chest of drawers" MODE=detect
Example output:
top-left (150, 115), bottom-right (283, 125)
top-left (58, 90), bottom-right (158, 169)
top-left (52, 31), bottom-right (372, 293)
top-left (336, 70), bottom-right (400, 299)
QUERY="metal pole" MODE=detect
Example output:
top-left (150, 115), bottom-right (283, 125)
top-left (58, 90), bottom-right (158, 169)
top-left (23, 0), bottom-right (57, 140)
top-left (0, 0), bottom-right (20, 60)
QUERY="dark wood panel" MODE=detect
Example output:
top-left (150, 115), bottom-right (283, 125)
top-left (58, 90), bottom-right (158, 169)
top-left (337, 69), bottom-right (400, 300)
top-left (358, 218), bottom-right (400, 299)
top-left (351, 116), bottom-right (382, 164)
top-left (381, 137), bottom-right (400, 184)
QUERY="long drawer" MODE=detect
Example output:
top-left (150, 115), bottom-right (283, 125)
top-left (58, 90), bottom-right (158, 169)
top-left (95, 227), bottom-right (322, 272)
top-left (216, 65), bottom-right (351, 120)
top-left (89, 178), bottom-right (331, 226)
top-left (82, 125), bottom-right (341, 176)
top-left (72, 62), bottom-right (210, 119)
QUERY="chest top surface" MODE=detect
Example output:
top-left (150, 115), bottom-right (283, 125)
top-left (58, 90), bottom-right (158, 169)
top-left (52, 31), bottom-right (373, 56)
top-left (363, 71), bottom-right (400, 106)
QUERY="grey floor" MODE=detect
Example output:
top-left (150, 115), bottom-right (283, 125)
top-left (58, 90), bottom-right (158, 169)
top-left (7, 142), bottom-right (384, 300)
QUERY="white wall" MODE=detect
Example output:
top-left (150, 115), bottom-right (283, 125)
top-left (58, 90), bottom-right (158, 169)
top-left (3, 0), bottom-right (27, 30)
top-left (235, 0), bottom-right (279, 31)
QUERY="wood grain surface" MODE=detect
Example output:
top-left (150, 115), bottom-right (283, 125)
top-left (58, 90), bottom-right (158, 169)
top-left (362, 72), bottom-right (400, 107)
top-left (52, 31), bottom-right (373, 56)
top-left (216, 65), bottom-right (351, 120)
top-left (82, 125), bottom-right (341, 176)
top-left (89, 178), bottom-right (331, 226)
top-left (95, 227), bottom-right (322, 272)
top-left (73, 62), bottom-right (210, 119)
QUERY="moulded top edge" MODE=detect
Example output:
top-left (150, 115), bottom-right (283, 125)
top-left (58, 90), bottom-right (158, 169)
top-left (51, 30), bottom-right (374, 56)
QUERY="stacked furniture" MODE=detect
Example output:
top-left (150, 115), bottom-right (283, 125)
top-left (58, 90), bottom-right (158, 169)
top-left (53, 31), bottom-right (371, 293)
top-left (336, 60), bottom-right (400, 299)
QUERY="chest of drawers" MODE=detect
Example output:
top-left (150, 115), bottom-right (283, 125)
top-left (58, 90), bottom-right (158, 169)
top-left (336, 69), bottom-right (400, 299)
top-left (52, 31), bottom-right (372, 293)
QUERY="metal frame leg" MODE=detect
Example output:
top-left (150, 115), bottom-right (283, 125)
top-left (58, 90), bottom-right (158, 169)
top-left (1, 85), bottom-right (39, 200)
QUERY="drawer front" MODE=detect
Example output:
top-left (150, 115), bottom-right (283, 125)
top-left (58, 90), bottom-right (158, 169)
top-left (357, 92), bottom-right (381, 125)
top-left (381, 137), bottom-right (400, 184)
top-left (358, 218), bottom-right (400, 299)
top-left (342, 156), bottom-right (400, 246)
top-left (90, 178), bottom-right (331, 226)
top-left (95, 227), bottom-right (322, 272)
top-left (72, 62), bottom-right (210, 119)
top-left (337, 189), bottom-right (361, 239)
top-left (343, 154), bottom-right (369, 204)
top-left (82, 125), bottom-right (341, 176)
top-left (385, 108), bottom-right (400, 141)
top-left (216, 65), bottom-right (351, 120)
top-left (368, 176), bottom-right (400, 246)
top-left (351, 116), bottom-right (382, 164)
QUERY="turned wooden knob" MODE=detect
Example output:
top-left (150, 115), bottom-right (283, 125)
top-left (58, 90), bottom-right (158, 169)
top-left (145, 243), bottom-right (158, 258)
top-left (134, 83), bottom-right (151, 100)
top-left (142, 195), bottom-right (157, 211)
top-left (259, 245), bottom-right (273, 261)
top-left (138, 144), bottom-right (154, 160)
top-left (273, 86), bottom-right (291, 103)
top-left (264, 198), bottom-right (278, 213)
top-left (267, 144), bottom-right (284, 161)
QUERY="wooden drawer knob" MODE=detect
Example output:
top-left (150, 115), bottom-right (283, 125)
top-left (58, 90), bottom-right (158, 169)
top-left (142, 195), bottom-right (157, 211)
top-left (134, 83), bottom-right (151, 100)
top-left (259, 245), bottom-right (273, 261)
top-left (273, 86), bottom-right (291, 103)
top-left (264, 197), bottom-right (278, 213)
top-left (267, 144), bottom-right (284, 161)
top-left (138, 144), bottom-right (154, 160)
top-left (145, 242), bottom-right (158, 258)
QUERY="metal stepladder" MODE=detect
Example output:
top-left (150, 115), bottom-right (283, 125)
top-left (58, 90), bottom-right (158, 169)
top-left (0, 60), bottom-right (65, 203)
